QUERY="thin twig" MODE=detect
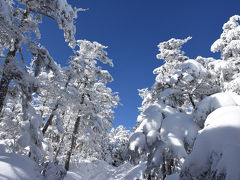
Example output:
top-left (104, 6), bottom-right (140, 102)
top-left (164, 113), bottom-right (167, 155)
top-left (19, 48), bottom-right (27, 72)
top-left (29, 8), bottom-right (56, 21)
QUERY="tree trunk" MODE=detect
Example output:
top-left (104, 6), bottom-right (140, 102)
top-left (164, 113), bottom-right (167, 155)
top-left (42, 103), bottom-right (59, 135)
top-left (64, 115), bottom-right (81, 171)
top-left (0, 73), bottom-right (11, 114)
top-left (64, 91), bottom-right (85, 171)
top-left (188, 93), bottom-right (195, 109)
top-left (0, 42), bottom-right (19, 114)
top-left (162, 153), bottom-right (167, 180)
top-left (54, 133), bottom-right (65, 160)
top-left (42, 77), bottom-right (71, 135)
top-left (54, 114), bottom-right (70, 160)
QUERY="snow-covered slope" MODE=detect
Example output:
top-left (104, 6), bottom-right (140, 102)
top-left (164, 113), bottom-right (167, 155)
top-left (0, 153), bottom-right (41, 180)
top-left (65, 159), bottom-right (146, 180)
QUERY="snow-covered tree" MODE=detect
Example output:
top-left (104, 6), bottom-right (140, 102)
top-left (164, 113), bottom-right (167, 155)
top-left (152, 38), bottom-right (220, 112)
top-left (129, 102), bottom-right (199, 179)
top-left (59, 40), bottom-right (119, 171)
top-left (179, 15), bottom-right (240, 180)
top-left (129, 38), bottom-right (205, 179)
top-left (0, 85), bottom-right (23, 153)
top-left (33, 69), bottom-right (71, 162)
top-left (107, 125), bottom-right (130, 166)
top-left (0, 0), bottom-right (80, 113)
top-left (211, 15), bottom-right (240, 94)
top-left (128, 33), bottom-right (234, 179)
top-left (0, 0), bottom-right (82, 162)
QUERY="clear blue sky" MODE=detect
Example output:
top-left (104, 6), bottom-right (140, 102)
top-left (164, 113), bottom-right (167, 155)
top-left (39, 0), bottom-right (240, 129)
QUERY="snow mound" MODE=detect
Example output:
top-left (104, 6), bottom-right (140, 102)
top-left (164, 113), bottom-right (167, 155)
top-left (194, 92), bottom-right (240, 127)
top-left (130, 102), bottom-right (179, 153)
top-left (0, 153), bottom-right (41, 180)
top-left (181, 106), bottom-right (240, 180)
top-left (136, 103), bottom-right (163, 133)
top-left (161, 113), bottom-right (199, 158)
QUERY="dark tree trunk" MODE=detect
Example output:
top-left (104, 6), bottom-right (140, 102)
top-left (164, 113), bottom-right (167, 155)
top-left (0, 73), bottom-right (11, 114)
top-left (188, 93), bottom-right (195, 109)
top-left (0, 42), bottom-right (19, 114)
top-left (42, 103), bottom-right (59, 135)
top-left (64, 115), bottom-right (81, 171)
top-left (54, 133), bottom-right (65, 160)
top-left (42, 77), bottom-right (71, 135)
top-left (64, 93), bottom-right (84, 171)
top-left (162, 153), bottom-right (167, 180)
top-left (54, 113), bottom-right (69, 160)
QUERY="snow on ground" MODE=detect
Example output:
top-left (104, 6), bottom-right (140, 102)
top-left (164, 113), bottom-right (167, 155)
top-left (65, 159), bottom-right (146, 180)
top-left (165, 173), bottom-right (180, 180)
top-left (0, 152), bottom-right (41, 180)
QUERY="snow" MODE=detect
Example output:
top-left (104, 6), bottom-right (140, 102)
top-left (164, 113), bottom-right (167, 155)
top-left (161, 112), bottom-right (199, 159)
top-left (65, 159), bottom-right (146, 180)
top-left (130, 102), bottom-right (180, 153)
top-left (181, 59), bottom-right (207, 78)
top-left (0, 0), bottom-right (12, 24)
top-left (208, 60), bottom-right (230, 73)
top-left (0, 152), bottom-right (41, 180)
top-left (211, 15), bottom-right (240, 59)
top-left (194, 92), bottom-right (239, 127)
top-left (146, 130), bottom-right (159, 146)
top-left (165, 173), bottom-right (180, 180)
top-left (182, 106), bottom-right (240, 180)
top-left (129, 132), bottom-right (146, 153)
top-left (17, 132), bottom-right (31, 148)
top-left (135, 103), bottom-right (163, 133)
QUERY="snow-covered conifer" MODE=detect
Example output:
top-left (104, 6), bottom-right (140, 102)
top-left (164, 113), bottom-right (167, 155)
top-left (108, 125), bottom-right (130, 166)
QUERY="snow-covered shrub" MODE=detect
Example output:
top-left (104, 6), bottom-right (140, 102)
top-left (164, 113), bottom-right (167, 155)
top-left (129, 102), bottom-right (199, 179)
top-left (181, 106), bottom-right (240, 180)
top-left (193, 92), bottom-right (240, 128)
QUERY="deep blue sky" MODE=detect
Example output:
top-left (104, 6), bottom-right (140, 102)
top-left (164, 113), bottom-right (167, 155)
top-left (39, 0), bottom-right (240, 129)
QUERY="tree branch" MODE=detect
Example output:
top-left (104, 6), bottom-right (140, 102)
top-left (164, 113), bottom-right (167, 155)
top-left (19, 48), bottom-right (27, 72)
top-left (29, 8), bottom-right (56, 21)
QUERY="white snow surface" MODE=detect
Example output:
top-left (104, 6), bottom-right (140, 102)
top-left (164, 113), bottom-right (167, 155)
top-left (182, 106), bottom-right (240, 180)
top-left (165, 173), bottom-right (180, 180)
top-left (194, 92), bottom-right (240, 127)
top-left (181, 59), bottom-right (207, 78)
top-left (161, 113), bottom-right (199, 158)
top-left (130, 102), bottom-right (180, 152)
top-left (65, 159), bottom-right (146, 180)
top-left (136, 103), bottom-right (163, 133)
top-left (0, 152), bottom-right (41, 180)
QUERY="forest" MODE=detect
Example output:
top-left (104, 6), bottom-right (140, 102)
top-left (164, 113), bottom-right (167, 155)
top-left (0, 0), bottom-right (240, 180)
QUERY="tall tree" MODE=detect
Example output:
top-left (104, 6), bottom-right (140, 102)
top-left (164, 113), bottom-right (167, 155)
top-left (129, 37), bottom-right (224, 179)
top-left (62, 40), bottom-right (119, 170)
top-left (0, 0), bottom-right (81, 161)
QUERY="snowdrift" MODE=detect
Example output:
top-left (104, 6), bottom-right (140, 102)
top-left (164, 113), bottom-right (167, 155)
top-left (0, 152), bottom-right (41, 180)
